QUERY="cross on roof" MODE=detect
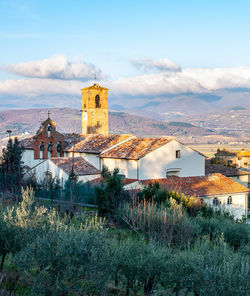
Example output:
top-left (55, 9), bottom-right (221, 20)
top-left (47, 110), bottom-right (51, 118)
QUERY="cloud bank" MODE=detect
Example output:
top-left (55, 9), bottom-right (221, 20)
top-left (1, 55), bottom-right (104, 81)
top-left (0, 55), bottom-right (250, 111)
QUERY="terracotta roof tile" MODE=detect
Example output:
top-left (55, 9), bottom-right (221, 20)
top-left (49, 157), bottom-right (100, 176)
top-left (141, 173), bottom-right (250, 197)
top-left (65, 134), bottom-right (133, 153)
top-left (20, 136), bottom-right (36, 149)
top-left (206, 164), bottom-right (250, 176)
top-left (100, 137), bottom-right (173, 160)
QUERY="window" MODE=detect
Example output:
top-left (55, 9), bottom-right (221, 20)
top-left (47, 142), bottom-right (53, 158)
top-left (200, 198), bottom-right (204, 206)
top-left (47, 124), bottom-right (52, 137)
top-left (97, 121), bottom-right (101, 127)
top-left (95, 95), bottom-right (101, 108)
top-left (39, 142), bottom-right (44, 159)
top-left (166, 170), bottom-right (180, 177)
top-left (227, 196), bottom-right (232, 205)
top-left (176, 150), bottom-right (181, 158)
top-left (57, 141), bottom-right (62, 157)
top-left (213, 197), bottom-right (220, 206)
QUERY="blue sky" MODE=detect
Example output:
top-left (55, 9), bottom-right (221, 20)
top-left (0, 0), bottom-right (250, 112)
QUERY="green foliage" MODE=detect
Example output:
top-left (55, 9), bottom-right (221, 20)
top-left (96, 167), bottom-right (128, 217)
top-left (0, 186), bottom-right (249, 295)
top-left (194, 214), bottom-right (249, 250)
top-left (16, 229), bottom-right (112, 296)
top-left (164, 236), bottom-right (250, 296)
top-left (110, 238), bottom-right (170, 296)
top-left (119, 200), bottom-right (199, 247)
top-left (1, 137), bottom-right (23, 193)
top-left (138, 182), bottom-right (204, 217)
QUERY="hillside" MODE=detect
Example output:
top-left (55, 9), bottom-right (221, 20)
top-left (0, 108), bottom-right (216, 147)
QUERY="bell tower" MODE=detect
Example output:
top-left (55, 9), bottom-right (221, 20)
top-left (81, 83), bottom-right (109, 135)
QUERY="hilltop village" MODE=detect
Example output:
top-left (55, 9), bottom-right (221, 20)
top-left (19, 83), bottom-right (250, 221)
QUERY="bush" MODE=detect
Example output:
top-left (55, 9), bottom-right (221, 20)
top-left (16, 229), bottom-right (112, 296)
top-left (119, 200), bottom-right (199, 247)
top-left (194, 215), bottom-right (249, 250)
top-left (164, 236), bottom-right (250, 296)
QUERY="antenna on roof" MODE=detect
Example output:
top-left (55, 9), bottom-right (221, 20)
top-left (47, 110), bottom-right (51, 118)
top-left (93, 73), bottom-right (97, 85)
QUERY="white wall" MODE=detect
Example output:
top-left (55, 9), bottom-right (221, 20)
top-left (27, 160), bottom-right (69, 186)
top-left (22, 149), bottom-right (44, 169)
top-left (26, 160), bottom-right (101, 187)
top-left (139, 140), bottom-right (205, 180)
top-left (203, 193), bottom-right (247, 220)
top-left (101, 158), bottom-right (138, 179)
top-left (64, 152), bottom-right (100, 169)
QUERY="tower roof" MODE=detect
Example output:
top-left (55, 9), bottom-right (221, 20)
top-left (81, 83), bottom-right (109, 91)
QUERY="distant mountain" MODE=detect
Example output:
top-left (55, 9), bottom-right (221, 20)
top-left (0, 108), bottom-right (216, 144)
top-left (176, 107), bottom-right (250, 140)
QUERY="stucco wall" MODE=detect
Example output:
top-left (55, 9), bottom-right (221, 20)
top-left (139, 140), bottom-right (205, 179)
top-left (27, 159), bottom-right (101, 187)
top-left (203, 193), bottom-right (247, 220)
top-left (27, 160), bottom-right (68, 186)
top-left (101, 158), bottom-right (138, 178)
top-left (22, 149), bottom-right (44, 169)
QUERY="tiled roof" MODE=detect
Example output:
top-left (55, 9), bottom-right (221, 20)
top-left (81, 83), bottom-right (109, 91)
top-left (122, 178), bottom-right (138, 185)
top-left (20, 136), bottom-right (36, 149)
top-left (206, 164), bottom-right (250, 176)
top-left (87, 177), bottom-right (137, 187)
top-left (49, 157), bottom-right (100, 176)
top-left (65, 134), bottom-right (133, 153)
top-left (141, 173), bottom-right (250, 197)
top-left (100, 137), bottom-right (173, 160)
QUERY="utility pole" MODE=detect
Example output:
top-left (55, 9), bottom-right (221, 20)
top-left (6, 130), bottom-right (12, 140)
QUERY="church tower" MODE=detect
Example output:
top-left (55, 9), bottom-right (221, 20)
top-left (81, 83), bottom-right (109, 135)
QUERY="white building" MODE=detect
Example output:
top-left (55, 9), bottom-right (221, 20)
top-left (21, 128), bottom-right (205, 184)
top-left (26, 157), bottom-right (101, 187)
top-left (122, 173), bottom-right (250, 220)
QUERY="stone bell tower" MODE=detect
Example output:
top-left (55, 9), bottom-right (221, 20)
top-left (81, 83), bottom-right (109, 135)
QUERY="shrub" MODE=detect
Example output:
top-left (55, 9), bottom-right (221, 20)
top-left (119, 200), bottom-right (199, 247)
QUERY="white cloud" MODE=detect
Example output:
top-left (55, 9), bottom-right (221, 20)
top-left (1, 56), bottom-right (250, 109)
top-left (0, 55), bottom-right (104, 81)
top-left (110, 66), bottom-right (250, 96)
top-left (0, 78), bottom-right (83, 97)
top-left (131, 58), bottom-right (181, 72)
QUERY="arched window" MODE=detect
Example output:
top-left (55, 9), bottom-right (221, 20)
top-left (213, 197), bottom-right (220, 206)
top-left (39, 142), bottom-right (44, 159)
top-left (57, 141), bottom-right (62, 157)
top-left (200, 198), bottom-right (204, 206)
top-left (47, 124), bottom-right (52, 137)
top-left (227, 196), bottom-right (232, 205)
top-left (47, 142), bottom-right (53, 158)
top-left (95, 95), bottom-right (101, 108)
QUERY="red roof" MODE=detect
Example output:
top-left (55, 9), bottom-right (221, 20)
top-left (140, 173), bottom-right (250, 197)
top-left (100, 137), bottom-right (173, 160)
top-left (65, 134), bottom-right (133, 153)
top-left (20, 136), bottom-right (36, 149)
top-left (49, 157), bottom-right (100, 176)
